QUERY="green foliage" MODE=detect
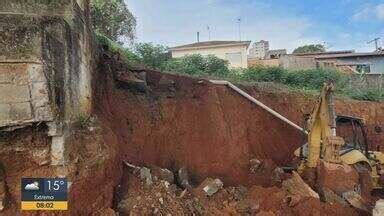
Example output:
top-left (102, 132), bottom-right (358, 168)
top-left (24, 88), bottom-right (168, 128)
top-left (96, 33), bottom-right (140, 64)
top-left (284, 69), bottom-right (349, 90)
top-left (91, 0), bottom-right (136, 43)
top-left (133, 43), bottom-right (170, 69)
top-left (95, 38), bottom-right (382, 102)
top-left (293, 44), bottom-right (326, 54)
top-left (344, 87), bottom-right (384, 102)
top-left (164, 54), bottom-right (230, 76)
top-left (241, 66), bottom-right (286, 83)
top-left (239, 66), bottom-right (348, 91)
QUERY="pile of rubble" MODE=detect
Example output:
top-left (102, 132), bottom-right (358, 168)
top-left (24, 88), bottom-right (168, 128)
top-left (109, 160), bottom-right (370, 215)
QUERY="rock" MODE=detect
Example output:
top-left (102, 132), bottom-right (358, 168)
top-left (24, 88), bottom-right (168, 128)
top-left (373, 199), bottom-right (384, 216)
top-left (117, 200), bottom-right (130, 214)
top-left (179, 189), bottom-right (187, 198)
top-left (158, 76), bottom-right (175, 85)
top-left (201, 178), bottom-right (223, 196)
top-left (140, 167), bottom-right (153, 186)
top-left (271, 167), bottom-right (285, 184)
top-left (177, 167), bottom-right (192, 189)
top-left (31, 148), bottom-right (50, 165)
top-left (316, 160), bottom-right (359, 196)
top-left (151, 166), bottom-right (175, 184)
top-left (236, 199), bottom-right (260, 214)
top-left (284, 194), bottom-right (301, 207)
top-left (159, 197), bottom-right (164, 205)
top-left (249, 158), bottom-right (262, 173)
top-left (343, 190), bottom-right (370, 212)
top-left (282, 171), bottom-right (319, 199)
top-left (233, 186), bottom-right (248, 201)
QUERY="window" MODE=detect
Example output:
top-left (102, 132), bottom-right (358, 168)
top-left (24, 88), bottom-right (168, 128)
top-left (225, 52), bottom-right (242, 65)
top-left (356, 64), bottom-right (371, 73)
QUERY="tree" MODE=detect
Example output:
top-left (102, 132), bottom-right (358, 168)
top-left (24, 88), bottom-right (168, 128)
top-left (91, 0), bottom-right (136, 43)
top-left (133, 43), bottom-right (170, 69)
top-left (293, 44), bottom-right (325, 54)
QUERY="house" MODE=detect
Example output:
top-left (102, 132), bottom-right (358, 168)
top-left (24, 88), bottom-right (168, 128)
top-left (280, 51), bottom-right (384, 88)
top-left (279, 50), bottom-right (355, 70)
top-left (169, 41), bottom-right (251, 68)
top-left (266, 49), bottom-right (287, 59)
top-left (315, 52), bottom-right (384, 75)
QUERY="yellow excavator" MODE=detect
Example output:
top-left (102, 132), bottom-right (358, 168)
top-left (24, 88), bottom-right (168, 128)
top-left (294, 82), bottom-right (384, 189)
top-left (210, 80), bottom-right (384, 190)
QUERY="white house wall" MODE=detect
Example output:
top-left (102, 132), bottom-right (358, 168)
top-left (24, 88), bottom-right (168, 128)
top-left (171, 45), bottom-right (248, 68)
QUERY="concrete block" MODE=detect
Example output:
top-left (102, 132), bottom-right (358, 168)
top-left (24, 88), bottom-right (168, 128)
top-left (51, 135), bottom-right (66, 166)
top-left (0, 73), bottom-right (12, 84)
top-left (0, 63), bottom-right (29, 85)
top-left (30, 81), bottom-right (49, 107)
top-left (34, 106), bottom-right (53, 122)
top-left (27, 64), bottom-right (45, 83)
top-left (0, 84), bottom-right (30, 104)
top-left (10, 102), bottom-right (32, 121)
top-left (0, 104), bottom-right (11, 123)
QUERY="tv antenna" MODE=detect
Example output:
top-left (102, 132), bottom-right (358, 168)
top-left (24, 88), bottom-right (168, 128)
top-left (236, 17), bottom-right (242, 41)
top-left (368, 37), bottom-right (381, 51)
top-left (207, 25), bottom-right (211, 41)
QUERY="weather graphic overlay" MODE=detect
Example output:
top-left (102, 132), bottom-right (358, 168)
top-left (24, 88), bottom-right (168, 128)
top-left (21, 178), bottom-right (68, 211)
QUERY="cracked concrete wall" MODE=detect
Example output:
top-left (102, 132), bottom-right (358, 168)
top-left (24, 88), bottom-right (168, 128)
top-left (0, 63), bottom-right (53, 127)
top-left (0, 0), bottom-right (93, 166)
top-left (0, 0), bottom-right (92, 129)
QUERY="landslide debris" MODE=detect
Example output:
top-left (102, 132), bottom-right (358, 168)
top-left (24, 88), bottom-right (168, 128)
top-left (112, 164), bottom-right (358, 216)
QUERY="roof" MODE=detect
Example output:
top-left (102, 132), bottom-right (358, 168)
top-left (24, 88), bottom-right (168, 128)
top-left (315, 52), bottom-right (384, 59)
top-left (170, 41), bottom-right (251, 51)
top-left (267, 49), bottom-right (287, 54)
top-left (292, 50), bottom-right (355, 56)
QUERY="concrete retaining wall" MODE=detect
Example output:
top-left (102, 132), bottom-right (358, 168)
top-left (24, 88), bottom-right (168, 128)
top-left (0, 0), bottom-right (92, 129)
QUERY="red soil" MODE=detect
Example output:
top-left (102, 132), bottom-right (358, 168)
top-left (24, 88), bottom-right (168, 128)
top-left (94, 53), bottom-right (384, 187)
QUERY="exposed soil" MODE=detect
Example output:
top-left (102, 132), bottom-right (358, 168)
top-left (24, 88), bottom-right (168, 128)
top-left (113, 165), bottom-right (358, 216)
top-left (94, 48), bottom-right (384, 188)
top-left (0, 46), bottom-right (383, 215)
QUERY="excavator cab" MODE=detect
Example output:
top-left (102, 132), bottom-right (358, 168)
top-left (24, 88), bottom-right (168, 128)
top-left (337, 116), bottom-right (368, 157)
top-left (297, 115), bottom-right (369, 158)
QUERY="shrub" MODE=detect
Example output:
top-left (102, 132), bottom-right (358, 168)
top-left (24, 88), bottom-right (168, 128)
top-left (96, 33), bottom-right (140, 64)
top-left (284, 68), bottom-right (349, 90)
top-left (164, 54), bottom-right (230, 76)
top-left (241, 66), bottom-right (286, 83)
top-left (345, 87), bottom-right (384, 102)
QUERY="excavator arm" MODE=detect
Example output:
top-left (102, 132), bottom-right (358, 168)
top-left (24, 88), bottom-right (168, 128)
top-left (306, 83), bottom-right (344, 168)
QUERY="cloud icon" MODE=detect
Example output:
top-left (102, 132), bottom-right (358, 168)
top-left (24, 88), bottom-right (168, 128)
top-left (25, 182), bottom-right (39, 191)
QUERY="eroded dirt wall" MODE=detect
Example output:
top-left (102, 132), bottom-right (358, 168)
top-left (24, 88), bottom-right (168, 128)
top-left (94, 54), bottom-right (384, 187)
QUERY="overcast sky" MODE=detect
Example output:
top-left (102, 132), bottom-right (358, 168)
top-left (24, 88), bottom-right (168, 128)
top-left (126, 0), bottom-right (384, 52)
